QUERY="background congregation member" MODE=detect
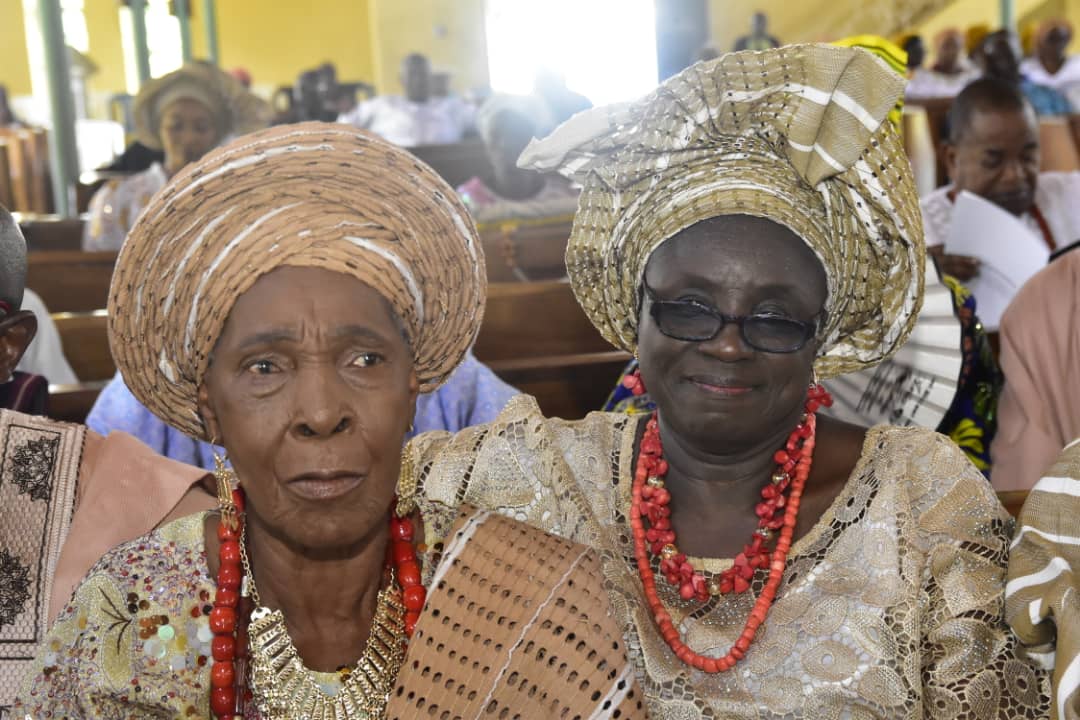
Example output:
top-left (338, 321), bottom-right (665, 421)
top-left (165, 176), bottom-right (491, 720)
top-left (906, 27), bottom-right (979, 98)
top-left (16, 123), bottom-right (644, 719)
top-left (992, 248), bottom-right (1080, 491)
top-left (974, 30), bottom-right (1073, 115)
top-left (1021, 19), bottom-right (1080, 111)
top-left (410, 44), bottom-right (1051, 717)
top-left (531, 68), bottom-right (592, 129)
top-left (16, 288), bottom-right (77, 386)
top-left (338, 53), bottom-right (474, 146)
top-left (1006, 440), bottom-right (1080, 720)
top-left (457, 94), bottom-right (578, 224)
top-left (920, 77), bottom-right (1080, 279)
top-left (86, 347), bottom-right (518, 471)
top-left (733, 11), bottom-right (781, 51)
top-left (0, 205), bottom-right (213, 715)
top-left (82, 62), bottom-right (271, 251)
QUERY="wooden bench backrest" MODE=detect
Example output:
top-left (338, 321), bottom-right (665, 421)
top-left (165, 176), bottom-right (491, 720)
top-left (476, 281), bottom-right (628, 418)
top-left (53, 311), bottom-right (114, 381)
top-left (409, 140), bottom-right (493, 189)
top-left (18, 215), bottom-right (85, 252)
top-left (48, 380), bottom-right (108, 424)
top-left (478, 219), bottom-right (573, 283)
top-left (27, 251), bottom-right (116, 313)
top-left (0, 127), bottom-right (52, 214)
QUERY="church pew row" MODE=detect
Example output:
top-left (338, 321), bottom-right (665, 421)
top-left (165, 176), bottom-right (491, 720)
top-left (22, 216), bottom-right (574, 318)
top-left (50, 280), bottom-right (629, 424)
top-left (17, 214), bottom-right (85, 251)
top-left (27, 250), bottom-right (116, 313)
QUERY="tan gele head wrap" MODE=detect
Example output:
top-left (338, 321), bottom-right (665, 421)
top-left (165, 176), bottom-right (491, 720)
top-left (133, 62), bottom-right (272, 150)
top-left (519, 43), bottom-right (925, 379)
top-left (109, 122), bottom-right (486, 440)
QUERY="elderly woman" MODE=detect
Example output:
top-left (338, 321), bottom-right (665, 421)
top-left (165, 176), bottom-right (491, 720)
top-left (411, 45), bottom-right (1052, 717)
top-left (82, 62), bottom-right (270, 251)
top-left (16, 124), bottom-right (644, 719)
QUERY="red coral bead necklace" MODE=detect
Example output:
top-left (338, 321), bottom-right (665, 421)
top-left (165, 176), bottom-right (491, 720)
top-left (625, 371), bottom-right (832, 673)
top-left (208, 489), bottom-right (425, 719)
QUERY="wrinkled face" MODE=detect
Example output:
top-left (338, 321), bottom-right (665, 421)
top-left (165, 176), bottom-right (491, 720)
top-left (199, 266), bottom-right (419, 553)
top-left (637, 216), bottom-right (827, 454)
top-left (947, 107), bottom-right (1039, 216)
top-left (937, 33), bottom-right (962, 68)
top-left (159, 98), bottom-right (219, 174)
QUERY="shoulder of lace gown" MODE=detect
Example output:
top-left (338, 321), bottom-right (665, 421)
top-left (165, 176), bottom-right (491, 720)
top-left (413, 399), bottom-right (1052, 718)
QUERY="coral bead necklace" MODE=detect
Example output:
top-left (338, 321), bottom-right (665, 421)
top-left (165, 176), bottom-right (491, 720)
top-left (627, 375), bottom-right (831, 673)
top-left (208, 488), bottom-right (426, 719)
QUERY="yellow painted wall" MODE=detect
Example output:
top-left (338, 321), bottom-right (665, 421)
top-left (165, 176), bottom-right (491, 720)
top-left (83, 0), bottom-right (126, 113)
top-left (212, 0), bottom-right (376, 94)
top-left (1, 0), bottom-right (33, 96)
top-left (368, 0), bottom-right (488, 94)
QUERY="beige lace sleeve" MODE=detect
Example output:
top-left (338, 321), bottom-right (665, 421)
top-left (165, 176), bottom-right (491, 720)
top-left (904, 429), bottom-right (1051, 718)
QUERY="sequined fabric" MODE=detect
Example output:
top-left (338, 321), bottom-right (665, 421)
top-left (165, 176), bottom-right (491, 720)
top-left (412, 394), bottom-right (1053, 718)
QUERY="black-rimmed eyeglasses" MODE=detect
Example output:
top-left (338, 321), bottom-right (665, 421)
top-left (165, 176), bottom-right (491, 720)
top-left (643, 282), bottom-right (819, 354)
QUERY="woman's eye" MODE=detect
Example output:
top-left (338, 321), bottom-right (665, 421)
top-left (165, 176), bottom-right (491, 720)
top-left (352, 352), bottom-right (383, 368)
top-left (245, 359), bottom-right (277, 375)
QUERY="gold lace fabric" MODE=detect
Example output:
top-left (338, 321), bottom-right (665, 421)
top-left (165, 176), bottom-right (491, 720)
top-left (412, 394), bottom-right (1053, 719)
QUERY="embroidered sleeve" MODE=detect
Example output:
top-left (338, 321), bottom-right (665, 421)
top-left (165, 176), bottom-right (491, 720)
top-left (910, 431), bottom-right (1052, 718)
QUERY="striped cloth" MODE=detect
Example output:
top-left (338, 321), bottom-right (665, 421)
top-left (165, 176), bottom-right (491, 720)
top-left (1007, 438), bottom-right (1080, 720)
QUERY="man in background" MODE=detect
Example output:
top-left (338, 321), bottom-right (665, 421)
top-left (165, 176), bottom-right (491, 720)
top-left (339, 53), bottom-right (474, 146)
top-left (734, 12), bottom-right (780, 51)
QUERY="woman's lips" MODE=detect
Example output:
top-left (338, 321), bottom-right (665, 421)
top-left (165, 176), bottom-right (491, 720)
top-left (287, 472), bottom-right (364, 501)
top-left (687, 377), bottom-right (754, 396)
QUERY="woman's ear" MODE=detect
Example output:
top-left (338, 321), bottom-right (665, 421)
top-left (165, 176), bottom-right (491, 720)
top-left (197, 382), bottom-right (221, 444)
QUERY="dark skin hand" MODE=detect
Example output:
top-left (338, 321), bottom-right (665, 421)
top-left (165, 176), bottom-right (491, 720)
top-left (635, 215), bottom-right (866, 559)
top-left (201, 266), bottom-right (418, 672)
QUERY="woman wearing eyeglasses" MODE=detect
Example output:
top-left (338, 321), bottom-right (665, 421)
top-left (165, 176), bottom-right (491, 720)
top-left (411, 44), bottom-right (1052, 718)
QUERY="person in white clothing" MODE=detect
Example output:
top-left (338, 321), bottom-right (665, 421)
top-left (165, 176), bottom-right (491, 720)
top-left (920, 77), bottom-right (1080, 281)
top-left (16, 289), bottom-right (76, 385)
top-left (906, 28), bottom-right (979, 99)
top-left (1020, 19), bottom-right (1080, 111)
top-left (338, 53), bottom-right (475, 147)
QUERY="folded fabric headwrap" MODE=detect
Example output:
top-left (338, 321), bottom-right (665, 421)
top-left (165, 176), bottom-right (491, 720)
top-left (519, 43), bottom-right (925, 379)
top-left (132, 62), bottom-right (271, 150)
top-left (109, 122), bottom-right (486, 440)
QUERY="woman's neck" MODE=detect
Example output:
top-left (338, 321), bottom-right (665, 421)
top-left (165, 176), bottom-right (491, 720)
top-left (656, 412), bottom-right (801, 557)
top-left (244, 514), bottom-right (389, 672)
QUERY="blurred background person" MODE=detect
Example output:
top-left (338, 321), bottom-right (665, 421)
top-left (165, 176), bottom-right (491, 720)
top-left (733, 11), bottom-right (780, 51)
top-left (1020, 19), bottom-right (1080, 110)
top-left (338, 53), bottom-right (474, 146)
top-left (907, 28), bottom-right (979, 98)
top-left (457, 95), bottom-right (578, 224)
top-left (81, 63), bottom-right (270, 251)
top-left (974, 29), bottom-right (1073, 115)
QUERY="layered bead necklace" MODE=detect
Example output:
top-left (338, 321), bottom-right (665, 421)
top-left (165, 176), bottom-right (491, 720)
top-left (208, 488), bottom-right (426, 719)
top-left (626, 373), bottom-right (832, 673)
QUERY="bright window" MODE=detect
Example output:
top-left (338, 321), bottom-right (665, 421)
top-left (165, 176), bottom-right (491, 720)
top-left (60, 0), bottom-right (89, 53)
top-left (120, 0), bottom-right (182, 94)
top-left (485, 0), bottom-right (658, 107)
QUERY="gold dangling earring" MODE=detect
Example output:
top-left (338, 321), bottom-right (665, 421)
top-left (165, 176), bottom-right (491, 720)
top-left (212, 445), bottom-right (240, 531)
top-left (396, 444), bottom-right (418, 518)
